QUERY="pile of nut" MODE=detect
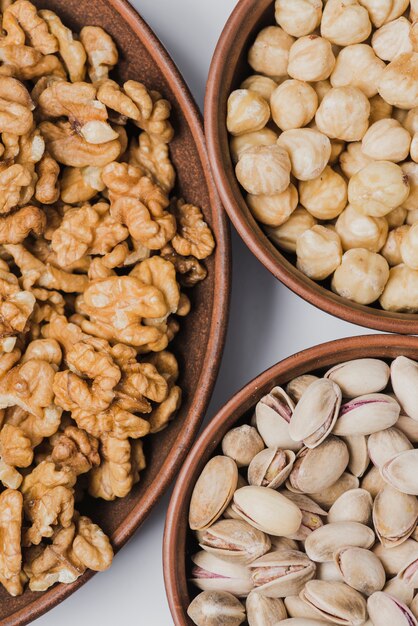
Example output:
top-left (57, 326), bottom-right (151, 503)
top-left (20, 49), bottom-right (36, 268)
top-left (187, 356), bottom-right (418, 626)
top-left (227, 0), bottom-right (418, 312)
top-left (0, 0), bottom-right (214, 597)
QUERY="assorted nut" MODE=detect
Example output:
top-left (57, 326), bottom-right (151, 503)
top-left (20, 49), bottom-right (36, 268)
top-left (228, 0), bottom-right (418, 312)
top-left (187, 355), bottom-right (418, 626)
top-left (0, 0), bottom-right (215, 597)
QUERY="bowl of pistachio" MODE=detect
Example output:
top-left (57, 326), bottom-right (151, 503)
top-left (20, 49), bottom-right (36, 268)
top-left (205, 0), bottom-right (418, 334)
top-left (164, 333), bottom-right (418, 626)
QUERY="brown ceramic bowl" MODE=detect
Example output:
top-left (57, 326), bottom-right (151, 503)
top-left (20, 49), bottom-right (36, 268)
top-left (205, 0), bottom-right (418, 335)
top-left (4, 1), bottom-right (230, 624)
top-left (164, 333), bottom-right (418, 625)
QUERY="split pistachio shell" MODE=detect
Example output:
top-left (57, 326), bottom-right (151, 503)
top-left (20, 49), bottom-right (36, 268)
top-left (382, 449), bottom-right (418, 495)
top-left (232, 486), bottom-right (302, 537)
top-left (316, 561), bottom-right (344, 582)
top-left (286, 375), bottom-right (319, 404)
top-left (280, 491), bottom-right (326, 540)
top-left (373, 539), bottom-right (418, 577)
top-left (368, 592), bottom-right (418, 626)
top-left (368, 428), bottom-right (413, 469)
top-left (310, 472), bottom-right (360, 510)
top-left (187, 591), bottom-right (246, 626)
top-left (391, 357), bottom-right (418, 421)
top-left (255, 387), bottom-right (301, 451)
top-left (333, 393), bottom-right (400, 436)
top-left (334, 546), bottom-right (386, 595)
top-left (246, 591), bottom-right (287, 626)
top-left (398, 549), bottom-right (418, 589)
top-left (304, 521), bottom-right (375, 562)
top-left (222, 426), bottom-right (265, 468)
top-left (383, 577), bottom-right (414, 606)
top-left (300, 580), bottom-right (367, 626)
top-left (289, 379), bottom-right (341, 448)
top-left (189, 456), bottom-right (238, 530)
top-left (373, 484), bottom-right (418, 548)
top-left (249, 549), bottom-right (316, 597)
top-left (361, 465), bottom-right (386, 498)
top-left (327, 488), bottom-right (373, 525)
top-left (191, 552), bottom-right (254, 597)
top-left (287, 436), bottom-right (349, 494)
top-left (343, 435), bottom-right (369, 477)
top-left (248, 447), bottom-right (295, 489)
top-left (325, 358), bottom-right (390, 398)
top-left (197, 519), bottom-right (271, 564)
top-left (396, 416), bottom-right (418, 444)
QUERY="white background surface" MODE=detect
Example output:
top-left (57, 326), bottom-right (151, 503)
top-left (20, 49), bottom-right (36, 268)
top-left (34, 1), bottom-right (378, 624)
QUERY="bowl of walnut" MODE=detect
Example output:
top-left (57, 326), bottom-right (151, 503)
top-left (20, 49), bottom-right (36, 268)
top-left (0, 0), bottom-right (230, 623)
top-left (206, 0), bottom-right (418, 334)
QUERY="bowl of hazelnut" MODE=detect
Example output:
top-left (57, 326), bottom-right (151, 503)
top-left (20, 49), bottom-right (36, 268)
top-left (205, 0), bottom-right (418, 334)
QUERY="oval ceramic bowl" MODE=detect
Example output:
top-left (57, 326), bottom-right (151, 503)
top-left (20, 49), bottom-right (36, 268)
top-left (164, 333), bottom-right (418, 625)
top-left (205, 0), bottom-right (418, 335)
top-left (4, 1), bottom-right (230, 624)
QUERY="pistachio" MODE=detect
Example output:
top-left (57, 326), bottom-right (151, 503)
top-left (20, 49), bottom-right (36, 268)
top-left (411, 593), bottom-right (418, 620)
top-left (255, 387), bottom-right (301, 451)
top-left (368, 427), bottom-right (413, 469)
top-left (269, 536), bottom-right (299, 552)
top-left (361, 464), bottom-right (386, 498)
top-left (232, 486), bottom-right (302, 537)
top-left (280, 490), bottom-right (326, 540)
top-left (391, 357), bottom-right (418, 421)
top-left (334, 546), bottom-right (386, 595)
top-left (328, 488), bottom-right (373, 525)
top-left (325, 358), bottom-right (390, 397)
top-left (300, 580), bottom-right (367, 626)
top-left (373, 539), bottom-right (418, 577)
top-left (248, 447), bottom-right (295, 489)
top-left (316, 561), bottom-right (344, 582)
top-left (189, 456), bottom-right (238, 531)
top-left (343, 435), bottom-right (369, 477)
top-left (383, 577), bottom-right (414, 606)
top-left (368, 592), bottom-right (418, 626)
top-left (382, 449), bottom-right (418, 495)
top-left (284, 596), bottom-right (329, 620)
top-left (246, 591), bottom-right (287, 626)
top-left (333, 393), bottom-right (400, 436)
top-left (396, 416), bottom-right (418, 444)
top-left (187, 591), bottom-right (246, 626)
top-left (287, 436), bottom-right (349, 494)
top-left (197, 519), bottom-right (271, 564)
top-left (304, 521), bottom-right (375, 562)
top-left (289, 378), bottom-right (341, 448)
top-left (249, 549), bottom-right (316, 597)
top-left (373, 484), bottom-right (418, 548)
top-left (222, 425), bottom-right (265, 468)
top-left (310, 472), bottom-right (360, 510)
top-left (190, 552), bottom-right (253, 597)
top-left (286, 374), bottom-right (319, 404)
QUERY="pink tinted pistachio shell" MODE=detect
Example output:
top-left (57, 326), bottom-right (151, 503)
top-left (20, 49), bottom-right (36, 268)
top-left (289, 378), bottom-right (342, 448)
top-left (304, 521), bottom-right (375, 562)
top-left (382, 449), bottom-right (418, 495)
top-left (391, 356), bottom-right (418, 421)
top-left (300, 580), bottom-right (367, 626)
top-left (325, 358), bottom-right (390, 398)
top-left (373, 483), bottom-right (418, 548)
top-left (333, 393), bottom-right (400, 436)
top-left (191, 551), bottom-right (254, 597)
top-left (255, 387), bottom-right (301, 451)
top-left (368, 427), bottom-right (413, 469)
top-left (249, 549), bottom-right (316, 597)
top-left (367, 592), bottom-right (418, 626)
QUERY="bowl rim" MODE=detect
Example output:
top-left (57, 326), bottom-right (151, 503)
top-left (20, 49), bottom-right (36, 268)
top-left (7, 1), bottom-right (230, 624)
top-left (163, 333), bottom-right (418, 626)
top-left (204, 0), bottom-right (418, 335)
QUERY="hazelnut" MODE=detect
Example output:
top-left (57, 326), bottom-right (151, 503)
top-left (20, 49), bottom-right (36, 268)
top-left (358, 0), bottom-right (409, 27)
top-left (288, 35), bottom-right (336, 82)
top-left (380, 263), bottom-right (418, 312)
top-left (248, 26), bottom-right (294, 77)
top-left (235, 145), bottom-right (291, 195)
top-left (412, 0), bottom-right (418, 22)
top-left (348, 161), bottom-right (410, 217)
top-left (230, 128), bottom-right (278, 164)
top-left (400, 162), bottom-right (418, 211)
top-left (378, 52), bottom-right (418, 109)
top-left (329, 139), bottom-right (346, 164)
top-left (321, 0), bottom-right (372, 46)
top-left (241, 75), bottom-right (278, 101)
top-left (372, 17), bottom-right (413, 62)
top-left (247, 184), bottom-right (298, 227)
top-left (270, 80), bottom-right (318, 130)
top-left (275, 0), bottom-right (322, 37)
top-left (409, 133), bottom-right (418, 163)
top-left (296, 225), bottom-right (343, 280)
top-left (266, 206), bottom-right (317, 253)
top-left (315, 86), bottom-right (370, 141)
top-left (361, 119), bottom-right (411, 162)
top-left (226, 89), bottom-right (270, 137)
top-left (313, 80), bottom-right (332, 104)
top-left (332, 248), bottom-right (390, 305)
top-left (299, 166), bottom-right (347, 219)
top-left (404, 107), bottom-right (418, 136)
top-left (407, 208), bottom-right (418, 225)
top-left (381, 225), bottom-right (410, 266)
top-left (339, 142), bottom-right (373, 178)
top-left (277, 128), bottom-right (331, 181)
top-left (369, 95), bottom-right (393, 125)
top-left (401, 222), bottom-right (418, 269)
top-left (386, 206), bottom-right (408, 229)
top-left (335, 204), bottom-right (388, 252)
top-left (330, 44), bottom-right (385, 98)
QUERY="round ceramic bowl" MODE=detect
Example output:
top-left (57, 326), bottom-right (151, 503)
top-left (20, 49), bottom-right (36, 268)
top-left (205, 0), bottom-right (418, 335)
top-left (163, 333), bottom-right (418, 625)
top-left (8, 1), bottom-right (230, 625)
